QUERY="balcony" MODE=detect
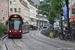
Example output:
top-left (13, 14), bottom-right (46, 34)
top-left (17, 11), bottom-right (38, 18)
top-left (39, 14), bottom-right (43, 16)
top-left (44, 15), bottom-right (47, 17)
top-left (19, 0), bottom-right (28, 8)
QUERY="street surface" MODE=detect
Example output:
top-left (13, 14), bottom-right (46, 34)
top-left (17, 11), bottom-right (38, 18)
top-left (6, 30), bottom-right (75, 50)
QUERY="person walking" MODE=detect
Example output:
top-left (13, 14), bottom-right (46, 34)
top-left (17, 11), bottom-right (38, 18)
top-left (39, 27), bottom-right (40, 30)
top-left (63, 27), bottom-right (66, 31)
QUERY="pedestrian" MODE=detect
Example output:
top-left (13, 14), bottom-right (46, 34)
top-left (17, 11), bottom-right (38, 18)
top-left (63, 27), bottom-right (66, 31)
top-left (39, 27), bottom-right (40, 30)
top-left (72, 26), bottom-right (75, 33)
top-left (72, 26), bottom-right (75, 30)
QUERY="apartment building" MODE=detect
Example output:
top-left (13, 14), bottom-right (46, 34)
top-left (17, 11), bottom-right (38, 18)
top-left (9, 0), bottom-right (24, 19)
top-left (0, 0), bottom-right (8, 24)
top-left (28, 0), bottom-right (49, 29)
top-left (29, 4), bottom-right (37, 29)
top-left (9, 0), bottom-right (30, 23)
top-left (23, 0), bottom-right (30, 23)
top-left (36, 14), bottom-right (49, 29)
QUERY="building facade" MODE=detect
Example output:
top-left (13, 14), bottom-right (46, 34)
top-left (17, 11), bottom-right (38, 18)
top-left (0, 0), bottom-right (8, 24)
top-left (23, 0), bottom-right (30, 23)
top-left (69, 0), bottom-right (75, 28)
top-left (9, 0), bottom-right (30, 23)
top-left (0, 0), bottom-right (49, 30)
top-left (28, 0), bottom-right (49, 29)
top-left (9, 0), bottom-right (24, 19)
top-left (36, 14), bottom-right (49, 29)
top-left (29, 4), bottom-right (36, 27)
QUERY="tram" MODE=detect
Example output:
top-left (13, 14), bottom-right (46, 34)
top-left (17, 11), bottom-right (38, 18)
top-left (8, 14), bottom-right (23, 38)
top-left (23, 22), bottom-right (30, 33)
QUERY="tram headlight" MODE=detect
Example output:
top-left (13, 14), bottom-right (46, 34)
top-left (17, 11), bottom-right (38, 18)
top-left (19, 30), bottom-right (21, 32)
top-left (9, 30), bottom-right (11, 32)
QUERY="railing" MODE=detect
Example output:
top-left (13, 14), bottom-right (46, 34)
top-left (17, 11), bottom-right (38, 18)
top-left (19, 0), bottom-right (28, 8)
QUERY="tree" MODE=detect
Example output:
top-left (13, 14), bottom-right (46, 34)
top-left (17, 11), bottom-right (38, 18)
top-left (65, 0), bottom-right (70, 31)
top-left (38, 1), bottom-right (50, 16)
top-left (0, 22), bottom-right (7, 37)
top-left (38, 0), bottom-right (64, 25)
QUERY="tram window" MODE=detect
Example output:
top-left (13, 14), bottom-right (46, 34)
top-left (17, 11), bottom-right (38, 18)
top-left (9, 20), bottom-right (21, 30)
top-left (72, 8), bottom-right (75, 14)
top-left (24, 25), bottom-right (26, 30)
top-left (28, 26), bottom-right (29, 29)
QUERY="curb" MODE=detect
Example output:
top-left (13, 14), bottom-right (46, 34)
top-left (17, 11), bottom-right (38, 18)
top-left (1, 35), bottom-right (7, 44)
top-left (0, 37), bottom-right (1, 41)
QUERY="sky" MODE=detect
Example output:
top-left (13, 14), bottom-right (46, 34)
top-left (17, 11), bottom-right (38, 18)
top-left (40, 0), bottom-right (43, 1)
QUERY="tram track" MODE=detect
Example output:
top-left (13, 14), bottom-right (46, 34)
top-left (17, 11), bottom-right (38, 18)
top-left (29, 32), bottom-right (69, 50)
top-left (30, 33), bottom-right (60, 48)
top-left (3, 31), bottom-right (75, 50)
top-left (12, 39), bottom-right (22, 50)
top-left (12, 38), bottom-right (34, 50)
top-left (30, 31), bottom-right (75, 50)
top-left (5, 37), bottom-right (22, 50)
top-left (20, 39), bottom-right (34, 50)
top-left (22, 33), bottom-right (48, 50)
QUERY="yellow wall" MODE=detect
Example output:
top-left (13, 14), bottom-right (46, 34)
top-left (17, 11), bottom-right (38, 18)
top-left (29, 4), bottom-right (37, 26)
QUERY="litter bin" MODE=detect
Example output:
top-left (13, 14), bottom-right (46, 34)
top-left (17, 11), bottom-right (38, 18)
top-left (49, 32), bottom-right (53, 37)
top-left (49, 32), bottom-right (56, 38)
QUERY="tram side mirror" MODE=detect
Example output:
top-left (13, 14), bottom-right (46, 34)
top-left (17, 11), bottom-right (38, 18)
top-left (6, 21), bottom-right (8, 25)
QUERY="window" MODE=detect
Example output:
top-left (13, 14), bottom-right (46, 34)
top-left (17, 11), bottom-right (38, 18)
top-left (14, 8), bottom-right (17, 12)
top-left (72, 8), bottom-right (75, 14)
top-left (5, 1), bottom-right (7, 6)
top-left (10, 0), bottom-right (12, 4)
top-left (1, 0), bottom-right (3, 5)
top-left (10, 8), bottom-right (13, 12)
top-left (30, 18), bottom-right (35, 22)
top-left (6, 11), bottom-right (7, 17)
top-left (13, 0), bottom-right (16, 4)
top-left (18, 8), bottom-right (21, 12)
top-left (1, 10), bottom-right (3, 17)
top-left (24, 16), bottom-right (30, 20)
top-left (24, 8), bottom-right (29, 13)
top-left (30, 6), bottom-right (35, 11)
top-left (30, 12), bottom-right (36, 16)
top-left (9, 21), bottom-right (21, 30)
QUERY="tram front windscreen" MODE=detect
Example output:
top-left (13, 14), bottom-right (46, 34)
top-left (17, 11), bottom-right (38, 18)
top-left (9, 20), bottom-right (21, 30)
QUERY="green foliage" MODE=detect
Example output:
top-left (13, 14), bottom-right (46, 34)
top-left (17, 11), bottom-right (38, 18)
top-left (38, 1), bottom-right (50, 16)
top-left (38, 0), bottom-right (64, 24)
top-left (0, 22), bottom-right (7, 37)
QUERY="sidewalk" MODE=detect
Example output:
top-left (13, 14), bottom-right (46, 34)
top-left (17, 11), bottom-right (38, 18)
top-left (0, 37), bottom-right (2, 50)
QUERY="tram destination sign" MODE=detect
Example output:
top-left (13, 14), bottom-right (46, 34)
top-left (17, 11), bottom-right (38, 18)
top-left (11, 18), bottom-right (20, 20)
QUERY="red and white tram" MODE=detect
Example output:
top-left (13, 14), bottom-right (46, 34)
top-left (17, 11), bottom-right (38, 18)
top-left (8, 14), bottom-right (23, 38)
top-left (23, 22), bottom-right (30, 33)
